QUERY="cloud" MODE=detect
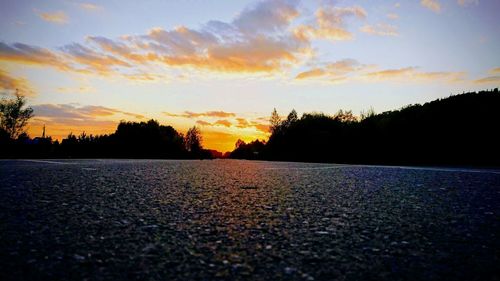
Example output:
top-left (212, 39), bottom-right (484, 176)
top-left (296, 5), bottom-right (367, 41)
top-left (79, 3), bottom-right (102, 11)
top-left (196, 120), bottom-right (212, 126)
top-left (473, 76), bottom-right (500, 84)
top-left (489, 67), bottom-right (500, 74)
top-left (251, 122), bottom-right (270, 133)
top-left (235, 118), bottom-right (250, 128)
top-left (174, 112), bottom-right (270, 134)
top-left (0, 42), bottom-right (148, 79)
top-left (421, 0), bottom-right (441, 13)
top-left (214, 119), bottom-right (232, 127)
top-left (134, 25), bottom-right (306, 73)
top-left (0, 42), bottom-right (71, 71)
top-left (363, 67), bottom-right (465, 82)
top-left (233, 0), bottom-right (299, 34)
top-left (121, 73), bottom-right (168, 82)
top-left (56, 85), bottom-right (94, 94)
top-left (0, 69), bottom-right (36, 96)
top-left (164, 110), bottom-right (236, 118)
top-left (60, 43), bottom-right (131, 74)
top-left (37, 10), bottom-right (69, 24)
top-left (457, 0), bottom-right (479, 7)
top-left (235, 118), bottom-right (270, 133)
top-left (194, 119), bottom-right (232, 128)
top-left (387, 13), bottom-right (399, 20)
top-left (295, 68), bottom-right (327, 79)
top-left (360, 23), bottom-right (398, 36)
top-left (32, 104), bottom-right (144, 121)
top-left (295, 59), bottom-right (367, 81)
top-left (5, 0), bottom-right (312, 76)
top-left (296, 59), bottom-right (466, 84)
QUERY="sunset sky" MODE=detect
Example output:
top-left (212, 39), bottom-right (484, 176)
top-left (1, 0), bottom-right (499, 152)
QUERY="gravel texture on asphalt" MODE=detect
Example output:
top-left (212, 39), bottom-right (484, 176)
top-left (0, 159), bottom-right (499, 281)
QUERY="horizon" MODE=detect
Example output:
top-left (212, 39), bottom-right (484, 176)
top-left (1, 0), bottom-right (499, 152)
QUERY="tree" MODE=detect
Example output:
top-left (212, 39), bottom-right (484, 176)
top-left (334, 109), bottom-right (357, 123)
top-left (0, 92), bottom-right (34, 139)
top-left (235, 139), bottom-right (246, 149)
top-left (269, 108), bottom-right (281, 134)
top-left (360, 107), bottom-right (376, 120)
top-left (184, 126), bottom-right (202, 153)
top-left (283, 109), bottom-right (298, 128)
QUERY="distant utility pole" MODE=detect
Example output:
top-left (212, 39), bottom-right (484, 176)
top-left (42, 125), bottom-right (45, 138)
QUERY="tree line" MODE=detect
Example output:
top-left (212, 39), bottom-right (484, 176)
top-left (0, 94), bottom-right (213, 159)
top-left (230, 89), bottom-right (500, 166)
top-left (2, 89), bottom-right (499, 165)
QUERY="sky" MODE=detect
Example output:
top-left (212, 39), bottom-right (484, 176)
top-left (1, 0), bottom-right (499, 152)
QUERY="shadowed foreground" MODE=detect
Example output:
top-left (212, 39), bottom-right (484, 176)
top-left (0, 160), bottom-right (499, 280)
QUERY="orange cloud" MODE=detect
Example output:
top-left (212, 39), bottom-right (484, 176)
top-left (315, 5), bottom-right (366, 41)
top-left (295, 68), bottom-right (326, 79)
top-left (37, 10), bottom-right (69, 24)
top-left (489, 67), bottom-right (500, 75)
top-left (360, 23), bottom-right (398, 36)
top-left (148, 33), bottom-right (304, 73)
top-left (32, 103), bottom-right (144, 122)
top-left (0, 69), bottom-right (36, 96)
top-left (214, 119), bottom-right (232, 127)
top-left (251, 123), bottom-right (270, 134)
top-left (121, 73), bottom-right (168, 82)
top-left (79, 3), bottom-right (102, 11)
top-left (296, 59), bottom-right (466, 84)
top-left (193, 119), bottom-right (233, 128)
top-left (196, 120), bottom-right (211, 126)
top-left (164, 110), bottom-right (236, 118)
top-left (235, 118), bottom-right (249, 128)
top-left (364, 67), bottom-right (465, 82)
top-left (473, 76), bottom-right (500, 84)
top-left (57, 85), bottom-right (94, 94)
top-left (294, 5), bottom-right (366, 42)
top-left (0, 42), bottom-right (72, 71)
top-left (4, 0), bottom-right (312, 76)
top-left (421, 0), bottom-right (441, 13)
top-left (296, 59), bottom-right (367, 82)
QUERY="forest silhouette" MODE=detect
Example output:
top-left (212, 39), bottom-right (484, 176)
top-left (0, 118), bottom-right (213, 159)
top-left (1, 89), bottom-right (499, 166)
top-left (230, 89), bottom-right (500, 166)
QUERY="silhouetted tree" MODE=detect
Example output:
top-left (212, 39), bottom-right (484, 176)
top-left (230, 139), bottom-right (266, 159)
top-left (0, 92), bottom-right (34, 139)
top-left (360, 107), bottom-right (376, 120)
top-left (334, 109), bottom-right (357, 123)
top-left (269, 108), bottom-right (281, 134)
top-left (235, 139), bottom-right (246, 149)
top-left (185, 126), bottom-right (202, 154)
top-left (283, 109), bottom-right (298, 128)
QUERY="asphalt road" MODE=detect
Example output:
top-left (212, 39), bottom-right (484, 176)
top-left (1, 159), bottom-right (499, 280)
